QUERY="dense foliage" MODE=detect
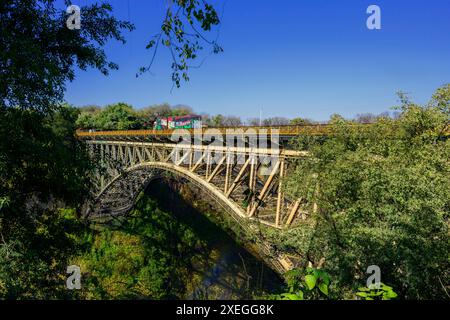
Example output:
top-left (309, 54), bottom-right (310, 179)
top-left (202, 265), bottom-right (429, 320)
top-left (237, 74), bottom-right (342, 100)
top-left (73, 195), bottom-right (209, 299)
top-left (0, 0), bottom-right (228, 300)
top-left (75, 102), bottom-right (316, 130)
top-left (267, 268), bottom-right (332, 300)
top-left (0, 0), bottom-right (135, 298)
top-left (0, 0), bottom-right (134, 113)
top-left (0, 106), bottom-right (94, 298)
top-left (278, 85), bottom-right (450, 299)
top-left (76, 102), bottom-right (193, 130)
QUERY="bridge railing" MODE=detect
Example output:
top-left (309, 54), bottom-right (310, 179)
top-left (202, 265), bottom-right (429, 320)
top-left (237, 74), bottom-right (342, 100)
top-left (75, 123), bottom-right (339, 138)
top-left (76, 122), bottom-right (450, 139)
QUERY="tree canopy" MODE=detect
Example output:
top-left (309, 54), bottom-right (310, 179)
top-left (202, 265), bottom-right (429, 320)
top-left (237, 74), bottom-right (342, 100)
top-left (279, 85), bottom-right (450, 299)
top-left (0, 0), bottom-right (134, 114)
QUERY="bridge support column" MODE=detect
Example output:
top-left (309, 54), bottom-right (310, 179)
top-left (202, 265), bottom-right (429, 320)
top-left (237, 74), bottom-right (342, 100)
top-left (276, 157), bottom-right (285, 227)
top-left (248, 157), bottom-right (280, 218)
top-left (205, 151), bottom-right (211, 179)
top-left (247, 154), bottom-right (257, 214)
top-left (226, 157), bottom-right (251, 198)
top-left (224, 152), bottom-right (231, 194)
top-left (189, 150), bottom-right (194, 170)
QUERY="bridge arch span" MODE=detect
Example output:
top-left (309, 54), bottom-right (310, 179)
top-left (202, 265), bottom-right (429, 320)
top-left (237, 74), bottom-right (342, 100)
top-left (84, 140), bottom-right (315, 273)
top-left (87, 140), bottom-right (312, 229)
top-left (86, 160), bottom-right (300, 274)
top-left (87, 161), bottom-right (248, 223)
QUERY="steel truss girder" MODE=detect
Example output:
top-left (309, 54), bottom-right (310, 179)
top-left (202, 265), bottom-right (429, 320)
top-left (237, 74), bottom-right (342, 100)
top-left (86, 141), bottom-right (314, 229)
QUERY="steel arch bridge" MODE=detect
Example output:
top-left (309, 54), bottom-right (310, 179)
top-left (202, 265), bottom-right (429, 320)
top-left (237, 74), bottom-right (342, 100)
top-left (79, 124), bottom-right (449, 273)
top-left (83, 139), bottom-right (313, 273)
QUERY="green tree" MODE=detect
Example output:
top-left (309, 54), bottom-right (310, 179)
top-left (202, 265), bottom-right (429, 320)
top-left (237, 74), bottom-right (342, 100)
top-left (137, 103), bottom-right (193, 119)
top-left (282, 85), bottom-right (450, 299)
top-left (212, 114), bottom-right (224, 126)
top-left (262, 117), bottom-right (290, 126)
top-left (0, 0), bottom-right (134, 113)
top-left (430, 83), bottom-right (450, 116)
top-left (94, 103), bottom-right (140, 130)
top-left (76, 112), bottom-right (98, 130)
top-left (0, 0), bottom-right (132, 298)
top-left (0, 0), bottom-right (221, 298)
top-left (0, 106), bottom-right (95, 298)
top-left (76, 105), bottom-right (102, 129)
top-left (290, 117), bottom-right (314, 125)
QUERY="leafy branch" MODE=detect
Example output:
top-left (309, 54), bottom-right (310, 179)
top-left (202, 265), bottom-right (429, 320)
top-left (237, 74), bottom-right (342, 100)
top-left (356, 283), bottom-right (398, 300)
top-left (266, 268), bottom-right (331, 300)
top-left (138, 0), bottom-right (223, 89)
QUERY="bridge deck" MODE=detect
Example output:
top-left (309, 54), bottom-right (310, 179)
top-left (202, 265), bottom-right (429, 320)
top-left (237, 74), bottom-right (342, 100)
top-left (76, 124), bottom-right (335, 139)
top-left (76, 123), bottom-right (450, 141)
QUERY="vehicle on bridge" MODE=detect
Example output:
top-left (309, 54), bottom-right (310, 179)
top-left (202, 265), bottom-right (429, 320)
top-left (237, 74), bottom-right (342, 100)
top-left (153, 114), bottom-right (202, 130)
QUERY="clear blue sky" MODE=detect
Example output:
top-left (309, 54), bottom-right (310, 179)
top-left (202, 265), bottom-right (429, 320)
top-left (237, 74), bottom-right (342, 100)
top-left (63, 0), bottom-right (450, 121)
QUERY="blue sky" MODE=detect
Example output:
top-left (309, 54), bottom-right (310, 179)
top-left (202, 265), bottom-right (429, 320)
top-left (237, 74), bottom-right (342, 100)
top-left (63, 0), bottom-right (450, 121)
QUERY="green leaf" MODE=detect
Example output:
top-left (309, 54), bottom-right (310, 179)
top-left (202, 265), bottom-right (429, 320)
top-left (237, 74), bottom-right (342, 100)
top-left (318, 283), bottom-right (329, 296)
top-left (281, 292), bottom-right (304, 300)
top-left (305, 274), bottom-right (317, 290)
top-left (356, 292), bottom-right (368, 297)
top-left (293, 291), bottom-right (304, 300)
top-left (381, 283), bottom-right (393, 291)
top-left (368, 283), bottom-right (381, 290)
top-left (385, 290), bottom-right (398, 299)
top-left (358, 287), bottom-right (370, 292)
top-left (320, 273), bottom-right (331, 286)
